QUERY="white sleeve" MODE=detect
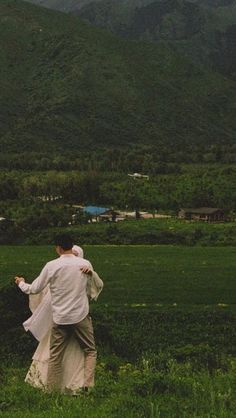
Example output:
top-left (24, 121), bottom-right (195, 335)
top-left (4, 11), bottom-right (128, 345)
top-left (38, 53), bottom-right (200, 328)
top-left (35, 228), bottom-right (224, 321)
top-left (87, 271), bottom-right (104, 301)
top-left (18, 264), bottom-right (52, 295)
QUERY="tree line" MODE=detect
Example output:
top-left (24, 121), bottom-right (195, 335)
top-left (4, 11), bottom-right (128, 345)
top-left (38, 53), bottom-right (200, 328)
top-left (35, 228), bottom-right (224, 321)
top-left (0, 145), bottom-right (236, 173)
top-left (0, 166), bottom-right (235, 232)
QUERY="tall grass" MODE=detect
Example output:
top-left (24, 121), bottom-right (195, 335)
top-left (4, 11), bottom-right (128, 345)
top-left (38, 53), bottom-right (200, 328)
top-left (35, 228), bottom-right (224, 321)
top-left (1, 354), bottom-right (236, 417)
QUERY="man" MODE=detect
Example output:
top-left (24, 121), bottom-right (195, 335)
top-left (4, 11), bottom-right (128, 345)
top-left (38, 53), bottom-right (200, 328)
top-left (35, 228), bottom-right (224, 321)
top-left (15, 234), bottom-right (97, 392)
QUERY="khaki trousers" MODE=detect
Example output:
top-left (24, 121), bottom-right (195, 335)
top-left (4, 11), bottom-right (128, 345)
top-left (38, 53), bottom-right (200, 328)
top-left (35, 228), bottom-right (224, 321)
top-left (47, 315), bottom-right (97, 391)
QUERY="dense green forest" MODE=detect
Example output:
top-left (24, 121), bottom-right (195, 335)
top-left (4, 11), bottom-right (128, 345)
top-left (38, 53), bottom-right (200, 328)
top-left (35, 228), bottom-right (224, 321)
top-left (0, 165), bottom-right (235, 243)
top-left (0, 0), bottom-right (236, 159)
top-left (76, 0), bottom-right (236, 78)
top-left (26, 0), bottom-right (236, 78)
top-left (0, 166), bottom-right (235, 211)
top-left (25, 0), bottom-right (100, 12)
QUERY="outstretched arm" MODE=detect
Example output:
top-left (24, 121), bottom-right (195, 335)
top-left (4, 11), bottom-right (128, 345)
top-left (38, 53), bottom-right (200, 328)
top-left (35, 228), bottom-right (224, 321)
top-left (15, 264), bottom-right (51, 295)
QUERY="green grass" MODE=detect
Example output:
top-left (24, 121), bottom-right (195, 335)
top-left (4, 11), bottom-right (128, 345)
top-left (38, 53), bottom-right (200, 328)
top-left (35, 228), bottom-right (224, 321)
top-left (1, 244), bottom-right (236, 417)
top-left (1, 245), bottom-right (235, 305)
top-left (1, 356), bottom-right (236, 418)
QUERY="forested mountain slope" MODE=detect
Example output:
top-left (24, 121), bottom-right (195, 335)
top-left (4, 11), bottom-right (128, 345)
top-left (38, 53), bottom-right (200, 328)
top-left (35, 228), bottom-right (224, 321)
top-left (25, 0), bottom-right (102, 12)
top-left (77, 0), bottom-right (236, 77)
top-left (25, 0), bottom-right (236, 77)
top-left (25, 0), bottom-right (236, 78)
top-left (0, 0), bottom-right (235, 156)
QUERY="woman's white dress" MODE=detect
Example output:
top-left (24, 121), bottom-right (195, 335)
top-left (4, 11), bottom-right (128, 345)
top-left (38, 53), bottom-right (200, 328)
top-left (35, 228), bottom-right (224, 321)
top-left (23, 272), bottom-right (103, 393)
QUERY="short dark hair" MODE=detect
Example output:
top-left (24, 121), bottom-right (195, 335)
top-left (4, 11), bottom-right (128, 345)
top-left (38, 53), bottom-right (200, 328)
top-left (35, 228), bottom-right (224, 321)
top-left (54, 233), bottom-right (74, 251)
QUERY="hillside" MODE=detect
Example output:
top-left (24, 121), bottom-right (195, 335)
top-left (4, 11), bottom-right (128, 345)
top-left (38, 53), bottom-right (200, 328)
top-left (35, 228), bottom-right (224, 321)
top-left (76, 0), bottom-right (236, 77)
top-left (0, 0), bottom-right (236, 156)
top-left (25, 0), bottom-right (102, 12)
top-left (25, 0), bottom-right (236, 78)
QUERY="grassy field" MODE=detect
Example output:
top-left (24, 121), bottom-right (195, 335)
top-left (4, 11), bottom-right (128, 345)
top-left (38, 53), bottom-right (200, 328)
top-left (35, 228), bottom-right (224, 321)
top-left (1, 245), bottom-right (236, 417)
top-left (0, 245), bottom-right (235, 304)
top-left (1, 358), bottom-right (236, 418)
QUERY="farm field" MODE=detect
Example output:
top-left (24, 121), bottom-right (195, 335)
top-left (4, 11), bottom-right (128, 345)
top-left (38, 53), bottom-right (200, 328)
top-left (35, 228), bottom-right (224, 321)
top-left (1, 245), bottom-right (236, 417)
top-left (0, 245), bottom-right (235, 305)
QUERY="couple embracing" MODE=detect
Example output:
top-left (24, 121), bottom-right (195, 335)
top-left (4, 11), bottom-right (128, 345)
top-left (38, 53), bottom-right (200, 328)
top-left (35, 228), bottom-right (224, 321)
top-left (15, 233), bottom-right (103, 395)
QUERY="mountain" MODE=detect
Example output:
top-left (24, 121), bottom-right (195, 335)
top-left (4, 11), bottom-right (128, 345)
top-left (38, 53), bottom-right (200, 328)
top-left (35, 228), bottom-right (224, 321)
top-left (0, 0), bottom-right (236, 156)
top-left (25, 0), bottom-right (236, 78)
top-left (77, 0), bottom-right (236, 77)
top-left (25, 0), bottom-right (102, 12)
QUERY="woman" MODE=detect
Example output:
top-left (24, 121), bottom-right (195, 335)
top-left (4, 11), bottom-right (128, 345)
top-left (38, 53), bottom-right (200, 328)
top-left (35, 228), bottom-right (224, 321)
top-left (23, 245), bottom-right (103, 394)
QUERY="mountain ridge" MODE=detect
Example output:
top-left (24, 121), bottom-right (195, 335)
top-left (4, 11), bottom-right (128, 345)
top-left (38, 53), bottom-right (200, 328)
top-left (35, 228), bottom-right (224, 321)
top-left (0, 0), bottom-right (235, 156)
top-left (76, 0), bottom-right (236, 77)
top-left (24, 0), bottom-right (102, 12)
top-left (24, 0), bottom-right (236, 77)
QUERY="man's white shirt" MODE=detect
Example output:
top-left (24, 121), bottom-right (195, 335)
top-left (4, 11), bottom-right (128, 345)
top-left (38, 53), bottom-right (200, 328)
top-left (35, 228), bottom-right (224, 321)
top-left (19, 255), bottom-right (93, 325)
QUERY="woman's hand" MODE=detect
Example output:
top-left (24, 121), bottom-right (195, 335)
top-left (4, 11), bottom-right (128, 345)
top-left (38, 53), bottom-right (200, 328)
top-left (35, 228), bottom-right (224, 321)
top-left (80, 267), bottom-right (92, 275)
top-left (15, 276), bottom-right (25, 285)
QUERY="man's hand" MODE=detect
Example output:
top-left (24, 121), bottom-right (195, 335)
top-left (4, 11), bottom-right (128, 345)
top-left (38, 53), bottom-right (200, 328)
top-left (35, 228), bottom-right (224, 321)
top-left (80, 267), bottom-right (92, 275)
top-left (15, 276), bottom-right (25, 285)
